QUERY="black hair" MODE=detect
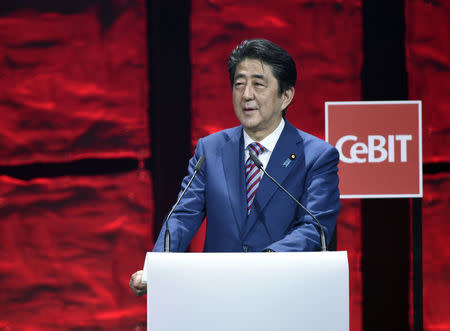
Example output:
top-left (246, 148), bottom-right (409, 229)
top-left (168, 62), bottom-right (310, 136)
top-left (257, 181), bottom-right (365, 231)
top-left (227, 39), bottom-right (297, 115)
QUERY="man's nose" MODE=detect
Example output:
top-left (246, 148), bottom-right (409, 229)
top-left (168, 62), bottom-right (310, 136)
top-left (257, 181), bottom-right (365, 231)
top-left (243, 84), bottom-right (255, 100)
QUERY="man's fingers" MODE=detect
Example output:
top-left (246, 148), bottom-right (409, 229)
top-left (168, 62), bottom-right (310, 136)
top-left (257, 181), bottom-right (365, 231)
top-left (131, 270), bottom-right (142, 281)
top-left (132, 287), bottom-right (145, 296)
top-left (130, 270), bottom-right (146, 296)
top-left (131, 283), bottom-right (145, 296)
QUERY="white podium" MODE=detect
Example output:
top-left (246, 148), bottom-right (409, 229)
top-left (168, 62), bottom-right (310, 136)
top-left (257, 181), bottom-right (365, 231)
top-left (142, 252), bottom-right (349, 331)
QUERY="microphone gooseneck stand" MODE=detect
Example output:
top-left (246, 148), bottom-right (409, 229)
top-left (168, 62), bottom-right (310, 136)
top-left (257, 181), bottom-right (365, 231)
top-left (249, 152), bottom-right (327, 252)
top-left (164, 155), bottom-right (205, 252)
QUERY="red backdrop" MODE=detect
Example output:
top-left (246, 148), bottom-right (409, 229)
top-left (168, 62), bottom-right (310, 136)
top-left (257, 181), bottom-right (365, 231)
top-left (0, 171), bottom-right (152, 330)
top-left (0, 5), bottom-right (150, 165)
top-left (0, 1), bottom-right (151, 329)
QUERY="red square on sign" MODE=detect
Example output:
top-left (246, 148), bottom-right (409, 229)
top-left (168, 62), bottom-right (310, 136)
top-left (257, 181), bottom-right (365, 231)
top-left (325, 101), bottom-right (422, 198)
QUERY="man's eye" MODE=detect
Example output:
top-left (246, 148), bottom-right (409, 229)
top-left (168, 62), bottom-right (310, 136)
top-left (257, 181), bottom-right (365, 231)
top-left (234, 82), bottom-right (244, 87)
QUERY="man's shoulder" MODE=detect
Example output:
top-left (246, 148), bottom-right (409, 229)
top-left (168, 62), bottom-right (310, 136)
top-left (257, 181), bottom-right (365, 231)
top-left (198, 125), bottom-right (242, 146)
top-left (286, 121), bottom-right (335, 152)
top-left (298, 129), bottom-right (332, 148)
top-left (285, 122), bottom-right (339, 167)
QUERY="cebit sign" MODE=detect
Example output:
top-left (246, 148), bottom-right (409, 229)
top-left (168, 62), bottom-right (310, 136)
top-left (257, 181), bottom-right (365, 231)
top-left (325, 101), bottom-right (422, 198)
top-left (336, 134), bottom-right (412, 164)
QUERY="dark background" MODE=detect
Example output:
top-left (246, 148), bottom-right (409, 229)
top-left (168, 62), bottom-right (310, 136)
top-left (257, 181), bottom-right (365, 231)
top-left (0, 0), bottom-right (448, 330)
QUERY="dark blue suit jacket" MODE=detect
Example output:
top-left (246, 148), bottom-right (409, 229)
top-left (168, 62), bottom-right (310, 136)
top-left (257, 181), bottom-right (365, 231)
top-left (153, 120), bottom-right (340, 252)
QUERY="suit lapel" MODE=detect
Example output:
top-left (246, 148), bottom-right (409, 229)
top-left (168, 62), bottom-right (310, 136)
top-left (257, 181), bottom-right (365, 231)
top-left (222, 127), bottom-right (247, 234)
top-left (243, 121), bottom-right (303, 238)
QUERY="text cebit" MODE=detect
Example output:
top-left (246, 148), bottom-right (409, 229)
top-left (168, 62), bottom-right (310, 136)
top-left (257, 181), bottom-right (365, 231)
top-left (336, 135), bottom-right (412, 163)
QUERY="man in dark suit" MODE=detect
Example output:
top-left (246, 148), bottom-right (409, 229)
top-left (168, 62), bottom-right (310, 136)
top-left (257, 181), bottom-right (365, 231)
top-left (130, 39), bottom-right (340, 296)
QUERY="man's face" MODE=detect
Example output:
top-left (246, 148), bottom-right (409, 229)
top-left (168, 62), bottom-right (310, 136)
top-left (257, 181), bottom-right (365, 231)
top-left (232, 58), bottom-right (293, 141)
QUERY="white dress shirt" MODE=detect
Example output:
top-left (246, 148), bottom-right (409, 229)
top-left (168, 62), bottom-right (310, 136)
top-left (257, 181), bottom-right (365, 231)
top-left (243, 118), bottom-right (285, 175)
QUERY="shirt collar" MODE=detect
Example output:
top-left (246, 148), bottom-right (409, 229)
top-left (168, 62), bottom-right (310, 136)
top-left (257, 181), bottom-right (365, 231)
top-left (243, 118), bottom-right (285, 152)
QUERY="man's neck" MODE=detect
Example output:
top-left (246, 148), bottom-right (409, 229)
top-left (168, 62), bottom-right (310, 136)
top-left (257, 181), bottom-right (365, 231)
top-left (243, 119), bottom-right (285, 149)
top-left (243, 119), bottom-right (283, 142)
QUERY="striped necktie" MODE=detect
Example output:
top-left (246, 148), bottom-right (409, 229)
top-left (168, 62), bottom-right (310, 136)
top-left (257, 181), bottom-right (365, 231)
top-left (246, 142), bottom-right (265, 215)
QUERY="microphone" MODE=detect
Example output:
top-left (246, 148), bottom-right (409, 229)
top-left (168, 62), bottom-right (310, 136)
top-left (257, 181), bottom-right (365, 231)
top-left (164, 155), bottom-right (205, 252)
top-left (249, 152), bottom-right (327, 252)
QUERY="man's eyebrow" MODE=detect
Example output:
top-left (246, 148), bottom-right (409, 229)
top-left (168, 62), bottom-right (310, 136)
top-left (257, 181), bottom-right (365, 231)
top-left (251, 74), bottom-right (266, 80)
top-left (234, 73), bottom-right (267, 80)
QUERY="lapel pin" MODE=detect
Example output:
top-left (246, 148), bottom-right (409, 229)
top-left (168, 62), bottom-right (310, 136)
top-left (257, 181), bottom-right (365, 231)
top-left (283, 153), bottom-right (296, 168)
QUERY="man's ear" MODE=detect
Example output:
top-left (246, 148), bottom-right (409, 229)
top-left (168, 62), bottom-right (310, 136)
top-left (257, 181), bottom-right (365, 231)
top-left (281, 87), bottom-right (295, 110)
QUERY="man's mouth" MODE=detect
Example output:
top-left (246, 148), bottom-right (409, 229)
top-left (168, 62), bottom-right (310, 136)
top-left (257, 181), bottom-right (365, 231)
top-left (243, 107), bottom-right (256, 112)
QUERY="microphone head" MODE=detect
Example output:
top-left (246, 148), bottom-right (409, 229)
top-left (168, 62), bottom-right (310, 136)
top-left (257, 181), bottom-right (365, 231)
top-left (249, 152), bottom-right (263, 169)
top-left (194, 155), bottom-right (205, 172)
